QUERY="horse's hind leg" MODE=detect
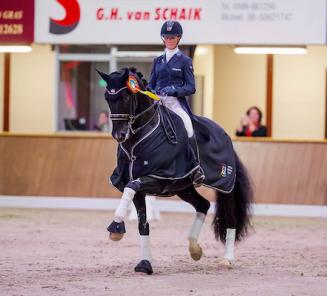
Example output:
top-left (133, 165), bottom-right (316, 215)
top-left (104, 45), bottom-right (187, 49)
top-left (217, 191), bottom-right (236, 267)
top-left (133, 192), bottom-right (153, 275)
top-left (176, 187), bottom-right (210, 261)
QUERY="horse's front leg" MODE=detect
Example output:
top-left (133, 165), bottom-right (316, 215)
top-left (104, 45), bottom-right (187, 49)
top-left (177, 187), bottom-right (210, 261)
top-left (107, 181), bottom-right (139, 241)
top-left (133, 192), bottom-right (153, 275)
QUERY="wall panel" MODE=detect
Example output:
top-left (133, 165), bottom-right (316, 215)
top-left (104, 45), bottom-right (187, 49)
top-left (1, 134), bottom-right (326, 205)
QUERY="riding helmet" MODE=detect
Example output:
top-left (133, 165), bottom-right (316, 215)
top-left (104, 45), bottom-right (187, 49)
top-left (160, 20), bottom-right (183, 37)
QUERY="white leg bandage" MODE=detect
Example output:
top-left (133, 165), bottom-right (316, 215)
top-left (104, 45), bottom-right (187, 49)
top-left (188, 212), bottom-right (206, 241)
top-left (128, 195), bottom-right (161, 221)
top-left (114, 187), bottom-right (135, 222)
top-left (140, 235), bottom-right (152, 261)
top-left (146, 195), bottom-right (161, 221)
top-left (224, 228), bottom-right (236, 261)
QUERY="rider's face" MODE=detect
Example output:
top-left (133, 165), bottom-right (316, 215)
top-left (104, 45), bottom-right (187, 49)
top-left (163, 35), bottom-right (180, 50)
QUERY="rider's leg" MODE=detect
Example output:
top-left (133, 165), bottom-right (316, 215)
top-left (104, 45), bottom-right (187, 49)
top-left (177, 187), bottom-right (210, 261)
top-left (162, 97), bottom-right (204, 185)
top-left (133, 192), bottom-right (153, 275)
top-left (172, 105), bottom-right (205, 185)
top-left (163, 96), bottom-right (194, 137)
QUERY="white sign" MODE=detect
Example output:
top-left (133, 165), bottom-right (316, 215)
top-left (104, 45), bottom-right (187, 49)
top-left (35, 0), bottom-right (327, 45)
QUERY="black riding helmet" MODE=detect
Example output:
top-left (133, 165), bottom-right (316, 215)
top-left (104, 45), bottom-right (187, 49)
top-left (160, 20), bottom-right (183, 37)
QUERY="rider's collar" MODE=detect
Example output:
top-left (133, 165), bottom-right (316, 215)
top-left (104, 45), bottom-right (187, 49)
top-left (165, 46), bottom-right (179, 56)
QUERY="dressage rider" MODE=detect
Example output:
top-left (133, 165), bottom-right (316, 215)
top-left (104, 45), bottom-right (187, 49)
top-left (148, 20), bottom-right (204, 185)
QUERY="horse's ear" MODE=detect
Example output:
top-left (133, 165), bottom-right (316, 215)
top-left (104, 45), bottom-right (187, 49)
top-left (123, 68), bottom-right (129, 81)
top-left (96, 69), bottom-right (110, 84)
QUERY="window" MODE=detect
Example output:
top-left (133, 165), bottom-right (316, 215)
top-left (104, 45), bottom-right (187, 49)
top-left (56, 45), bottom-right (195, 131)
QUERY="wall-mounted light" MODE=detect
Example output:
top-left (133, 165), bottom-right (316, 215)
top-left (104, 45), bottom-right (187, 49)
top-left (234, 46), bottom-right (307, 55)
top-left (0, 45), bottom-right (32, 53)
top-left (113, 51), bottom-right (162, 58)
top-left (194, 46), bottom-right (208, 56)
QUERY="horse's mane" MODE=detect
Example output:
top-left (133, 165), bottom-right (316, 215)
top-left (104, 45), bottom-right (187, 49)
top-left (128, 67), bottom-right (148, 88)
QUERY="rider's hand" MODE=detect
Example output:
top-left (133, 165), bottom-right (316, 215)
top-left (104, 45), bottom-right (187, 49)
top-left (160, 86), bottom-right (176, 96)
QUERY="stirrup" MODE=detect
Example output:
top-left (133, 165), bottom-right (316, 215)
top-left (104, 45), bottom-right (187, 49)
top-left (192, 167), bottom-right (205, 187)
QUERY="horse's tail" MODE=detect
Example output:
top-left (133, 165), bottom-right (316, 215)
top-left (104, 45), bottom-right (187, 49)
top-left (212, 151), bottom-right (253, 243)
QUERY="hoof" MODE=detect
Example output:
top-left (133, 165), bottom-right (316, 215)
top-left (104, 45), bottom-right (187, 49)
top-left (109, 232), bottom-right (124, 241)
top-left (189, 239), bottom-right (203, 261)
top-left (221, 258), bottom-right (233, 269)
top-left (107, 221), bottom-right (126, 241)
top-left (134, 260), bottom-right (153, 275)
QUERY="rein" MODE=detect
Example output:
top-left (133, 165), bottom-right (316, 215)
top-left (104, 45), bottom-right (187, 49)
top-left (106, 76), bottom-right (177, 143)
top-left (128, 100), bottom-right (159, 134)
top-left (109, 89), bottom-right (159, 135)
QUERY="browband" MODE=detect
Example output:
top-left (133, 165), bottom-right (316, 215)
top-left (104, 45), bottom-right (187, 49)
top-left (106, 86), bottom-right (128, 96)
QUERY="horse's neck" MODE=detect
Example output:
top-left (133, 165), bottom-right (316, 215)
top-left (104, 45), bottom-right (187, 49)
top-left (123, 97), bottom-right (159, 150)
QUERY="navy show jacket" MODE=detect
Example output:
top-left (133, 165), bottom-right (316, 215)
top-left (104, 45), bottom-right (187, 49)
top-left (148, 50), bottom-right (196, 115)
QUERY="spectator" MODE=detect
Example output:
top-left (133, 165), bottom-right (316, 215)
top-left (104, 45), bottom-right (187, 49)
top-left (94, 111), bottom-right (110, 132)
top-left (236, 106), bottom-right (267, 137)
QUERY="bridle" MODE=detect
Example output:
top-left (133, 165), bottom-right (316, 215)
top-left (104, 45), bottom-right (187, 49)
top-left (106, 86), bottom-right (159, 135)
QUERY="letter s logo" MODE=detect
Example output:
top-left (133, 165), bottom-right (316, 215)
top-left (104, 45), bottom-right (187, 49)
top-left (49, 0), bottom-right (80, 35)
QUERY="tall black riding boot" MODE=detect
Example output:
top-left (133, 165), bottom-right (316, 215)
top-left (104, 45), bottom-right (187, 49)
top-left (189, 136), bottom-right (205, 187)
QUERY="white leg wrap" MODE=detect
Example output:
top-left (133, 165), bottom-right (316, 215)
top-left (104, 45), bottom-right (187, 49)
top-left (128, 203), bottom-right (138, 221)
top-left (188, 212), bottom-right (206, 241)
top-left (128, 195), bottom-right (161, 221)
top-left (224, 228), bottom-right (236, 261)
top-left (140, 235), bottom-right (152, 261)
top-left (114, 187), bottom-right (135, 222)
top-left (146, 195), bottom-right (161, 221)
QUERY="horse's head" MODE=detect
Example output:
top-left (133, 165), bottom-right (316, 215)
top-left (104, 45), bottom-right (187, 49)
top-left (97, 68), bottom-right (153, 143)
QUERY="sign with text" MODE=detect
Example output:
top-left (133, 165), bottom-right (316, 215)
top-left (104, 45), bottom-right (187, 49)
top-left (35, 0), bottom-right (326, 45)
top-left (0, 0), bottom-right (34, 44)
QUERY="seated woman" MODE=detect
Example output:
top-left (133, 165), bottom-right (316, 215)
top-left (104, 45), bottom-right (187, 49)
top-left (94, 111), bottom-right (111, 132)
top-left (236, 106), bottom-right (267, 137)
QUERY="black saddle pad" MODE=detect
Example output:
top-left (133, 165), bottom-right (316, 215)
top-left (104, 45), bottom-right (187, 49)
top-left (193, 115), bottom-right (236, 193)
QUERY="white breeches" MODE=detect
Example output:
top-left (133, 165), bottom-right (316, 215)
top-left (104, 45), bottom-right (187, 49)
top-left (161, 96), bottom-right (194, 138)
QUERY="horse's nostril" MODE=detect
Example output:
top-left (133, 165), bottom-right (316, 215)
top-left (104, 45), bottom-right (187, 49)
top-left (114, 131), bottom-right (126, 142)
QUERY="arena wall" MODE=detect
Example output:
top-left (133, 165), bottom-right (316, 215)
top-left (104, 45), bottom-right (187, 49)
top-left (1, 134), bottom-right (326, 205)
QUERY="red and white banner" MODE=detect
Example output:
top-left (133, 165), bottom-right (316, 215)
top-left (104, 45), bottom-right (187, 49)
top-left (35, 0), bottom-right (327, 45)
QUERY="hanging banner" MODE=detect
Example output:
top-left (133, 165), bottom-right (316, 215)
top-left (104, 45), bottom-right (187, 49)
top-left (0, 0), bottom-right (34, 44)
top-left (35, 0), bottom-right (326, 45)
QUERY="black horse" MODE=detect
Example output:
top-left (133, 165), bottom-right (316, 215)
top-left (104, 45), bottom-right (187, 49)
top-left (97, 68), bottom-right (253, 275)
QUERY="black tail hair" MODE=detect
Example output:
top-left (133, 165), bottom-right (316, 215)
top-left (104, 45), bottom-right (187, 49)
top-left (212, 151), bottom-right (253, 243)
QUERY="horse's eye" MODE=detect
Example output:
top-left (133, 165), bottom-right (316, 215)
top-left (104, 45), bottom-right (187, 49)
top-left (121, 93), bottom-right (130, 102)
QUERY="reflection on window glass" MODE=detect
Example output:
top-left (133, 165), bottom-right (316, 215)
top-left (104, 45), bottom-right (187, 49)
top-left (58, 61), bottom-right (111, 132)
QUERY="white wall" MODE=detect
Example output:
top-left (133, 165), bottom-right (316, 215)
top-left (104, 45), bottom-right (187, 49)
top-left (2, 43), bottom-right (326, 137)
top-left (10, 44), bottom-right (55, 132)
top-left (273, 46), bottom-right (327, 139)
top-left (213, 46), bottom-right (267, 136)
top-left (0, 53), bottom-right (3, 131)
top-left (193, 45), bottom-right (215, 119)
